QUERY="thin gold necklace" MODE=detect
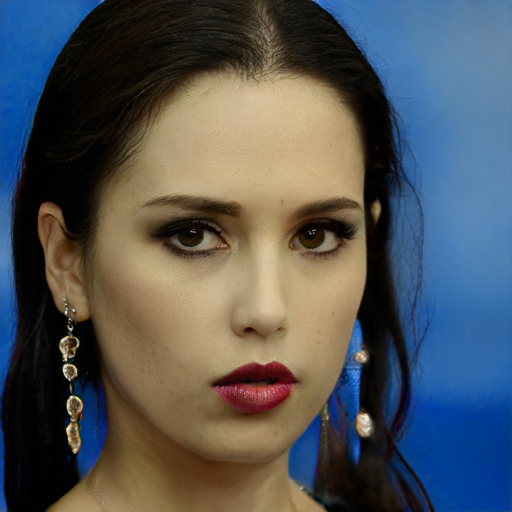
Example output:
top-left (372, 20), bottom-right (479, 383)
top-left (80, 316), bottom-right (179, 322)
top-left (88, 479), bottom-right (309, 512)
top-left (88, 478), bottom-right (107, 512)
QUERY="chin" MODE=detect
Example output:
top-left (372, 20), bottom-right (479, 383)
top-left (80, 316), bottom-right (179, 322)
top-left (178, 419), bottom-right (299, 465)
top-left (196, 442), bottom-right (290, 465)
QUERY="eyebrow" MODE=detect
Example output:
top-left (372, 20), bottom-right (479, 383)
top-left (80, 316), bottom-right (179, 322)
top-left (290, 197), bottom-right (362, 219)
top-left (138, 194), bottom-right (242, 217)
top-left (138, 194), bottom-right (361, 218)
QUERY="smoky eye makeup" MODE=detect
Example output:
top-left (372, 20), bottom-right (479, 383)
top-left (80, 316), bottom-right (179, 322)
top-left (290, 218), bottom-right (358, 259)
top-left (150, 216), bottom-right (358, 260)
top-left (150, 218), bottom-right (228, 259)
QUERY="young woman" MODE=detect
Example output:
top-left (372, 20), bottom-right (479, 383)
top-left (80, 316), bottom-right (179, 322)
top-left (3, 1), bottom-right (433, 510)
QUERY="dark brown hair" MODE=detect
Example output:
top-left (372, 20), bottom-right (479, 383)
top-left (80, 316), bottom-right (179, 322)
top-left (3, 1), bottom-right (432, 510)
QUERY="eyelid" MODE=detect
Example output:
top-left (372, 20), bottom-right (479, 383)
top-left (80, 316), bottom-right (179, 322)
top-left (151, 218), bottom-right (225, 239)
top-left (291, 217), bottom-right (358, 237)
top-left (289, 215), bottom-right (356, 234)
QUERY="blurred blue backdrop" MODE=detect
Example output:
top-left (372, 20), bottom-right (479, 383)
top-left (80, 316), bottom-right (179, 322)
top-left (1, 1), bottom-right (511, 511)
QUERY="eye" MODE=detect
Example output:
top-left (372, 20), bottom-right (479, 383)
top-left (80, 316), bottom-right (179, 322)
top-left (291, 220), bottom-right (356, 256)
top-left (170, 226), bottom-right (222, 251)
top-left (152, 219), bottom-right (228, 257)
top-left (293, 226), bottom-right (338, 252)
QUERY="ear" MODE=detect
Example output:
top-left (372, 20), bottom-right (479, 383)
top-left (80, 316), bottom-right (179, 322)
top-left (370, 199), bottom-right (382, 224)
top-left (38, 202), bottom-right (91, 321)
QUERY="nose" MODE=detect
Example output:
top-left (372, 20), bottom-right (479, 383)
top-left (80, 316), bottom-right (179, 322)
top-left (230, 250), bottom-right (289, 338)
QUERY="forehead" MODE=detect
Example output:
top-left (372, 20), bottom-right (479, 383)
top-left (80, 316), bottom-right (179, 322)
top-left (109, 75), bottom-right (365, 213)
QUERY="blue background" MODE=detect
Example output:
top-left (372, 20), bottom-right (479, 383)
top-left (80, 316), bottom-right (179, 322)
top-left (1, 1), bottom-right (511, 511)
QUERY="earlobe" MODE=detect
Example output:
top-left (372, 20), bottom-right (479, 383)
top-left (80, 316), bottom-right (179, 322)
top-left (370, 200), bottom-right (382, 224)
top-left (37, 202), bottom-right (91, 321)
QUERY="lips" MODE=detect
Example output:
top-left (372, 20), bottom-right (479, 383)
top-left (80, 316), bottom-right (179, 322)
top-left (212, 362), bottom-right (296, 413)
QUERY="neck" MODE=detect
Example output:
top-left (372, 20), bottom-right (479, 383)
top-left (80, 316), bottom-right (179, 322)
top-left (83, 384), bottom-right (298, 512)
top-left (87, 441), bottom-right (295, 512)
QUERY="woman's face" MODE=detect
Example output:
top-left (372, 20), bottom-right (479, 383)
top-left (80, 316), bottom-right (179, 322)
top-left (85, 75), bottom-right (367, 463)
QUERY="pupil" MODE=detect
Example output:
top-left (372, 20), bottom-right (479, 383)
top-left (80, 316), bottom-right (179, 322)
top-left (300, 228), bottom-right (325, 249)
top-left (178, 227), bottom-right (204, 247)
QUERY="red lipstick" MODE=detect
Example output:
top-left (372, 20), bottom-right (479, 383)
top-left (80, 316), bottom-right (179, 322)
top-left (212, 362), bottom-right (296, 413)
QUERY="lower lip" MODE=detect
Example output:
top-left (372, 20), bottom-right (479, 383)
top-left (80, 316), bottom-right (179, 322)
top-left (212, 382), bottom-right (295, 413)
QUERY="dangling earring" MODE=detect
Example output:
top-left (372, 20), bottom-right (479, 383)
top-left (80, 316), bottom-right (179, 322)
top-left (59, 299), bottom-right (83, 455)
top-left (353, 345), bottom-right (374, 438)
top-left (355, 410), bottom-right (373, 438)
top-left (319, 402), bottom-right (330, 447)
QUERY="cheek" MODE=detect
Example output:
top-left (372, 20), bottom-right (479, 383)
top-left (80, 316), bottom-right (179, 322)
top-left (86, 239), bottom-right (224, 407)
top-left (290, 242), bottom-right (367, 408)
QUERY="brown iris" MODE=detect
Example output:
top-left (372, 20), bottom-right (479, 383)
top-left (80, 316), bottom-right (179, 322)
top-left (298, 227), bottom-right (325, 249)
top-left (177, 227), bottom-right (204, 247)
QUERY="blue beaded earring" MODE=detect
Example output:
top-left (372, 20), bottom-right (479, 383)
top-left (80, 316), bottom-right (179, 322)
top-left (320, 319), bottom-right (374, 464)
top-left (344, 320), bottom-right (373, 459)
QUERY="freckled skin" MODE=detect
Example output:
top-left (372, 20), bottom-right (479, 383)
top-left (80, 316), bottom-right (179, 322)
top-left (52, 75), bottom-right (368, 511)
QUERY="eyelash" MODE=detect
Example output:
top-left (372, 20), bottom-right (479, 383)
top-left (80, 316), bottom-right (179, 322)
top-left (152, 218), bottom-right (357, 260)
top-left (152, 219), bottom-right (225, 259)
top-left (293, 219), bottom-right (357, 259)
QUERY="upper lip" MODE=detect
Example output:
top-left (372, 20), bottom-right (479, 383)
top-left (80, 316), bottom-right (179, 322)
top-left (213, 362), bottom-right (297, 385)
